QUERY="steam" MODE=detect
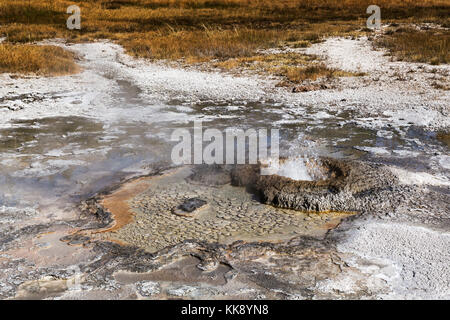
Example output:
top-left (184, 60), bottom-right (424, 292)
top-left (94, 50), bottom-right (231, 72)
top-left (276, 157), bottom-right (313, 181)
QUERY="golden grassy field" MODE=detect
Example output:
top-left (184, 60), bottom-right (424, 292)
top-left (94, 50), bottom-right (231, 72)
top-left (0, 43), bottom-right (78, 75)
top-left (0, 0), bottom-right (449, 77)
top-left (375, 27), bottom-right (449, 64)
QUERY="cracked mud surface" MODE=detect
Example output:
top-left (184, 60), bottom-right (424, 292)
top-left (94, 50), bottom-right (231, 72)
top-left (96, 165), bottom-right (353, 253)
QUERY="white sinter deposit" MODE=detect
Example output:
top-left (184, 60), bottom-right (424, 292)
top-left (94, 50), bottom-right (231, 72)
top-left (1, 37), bottom-right (449, 131)
top-left (336, 220), bottom-right (450, 299)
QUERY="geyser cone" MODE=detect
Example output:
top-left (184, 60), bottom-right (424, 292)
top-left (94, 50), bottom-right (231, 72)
top-left (231, 158), bottom-right (398, 212)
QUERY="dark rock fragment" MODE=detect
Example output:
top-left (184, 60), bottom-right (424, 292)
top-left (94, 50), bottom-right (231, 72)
top-left (173, 198), bottom-right (207, 217)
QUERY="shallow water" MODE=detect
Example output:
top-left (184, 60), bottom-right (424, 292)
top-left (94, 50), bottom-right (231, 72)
top-left (0, 69), bottom-right (448, 216)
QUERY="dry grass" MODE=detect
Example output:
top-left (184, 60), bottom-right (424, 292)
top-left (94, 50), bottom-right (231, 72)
top-left (121, 28), bottom-right (283, 61)
top-left (216, 52), bottom-right (362, 83)
top-left (376, 28), bottom-right (449, 65)
top-left (216, 52), bottom-right (315, 69)
top-left (2, 1), bottom-right (448, 44)
top-left (437, 131), bottom-right (450, 147)
top-left (0, 44), bottom-right (79, 76)
top-left (283, 64), bottom-right (359, 82)
top-left (1, 24), bottom-right (61, 43)
top-left (0, 0), bottom-right (449, 75)
top-left (119, 26), bottom-right (353, 62)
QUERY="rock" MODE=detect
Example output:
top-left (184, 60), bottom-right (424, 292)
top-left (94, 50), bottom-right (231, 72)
top-left (167, 285), bottom-right (196, 297)
top-left (136, 281), bottom-right (161, 297)
top-left (187, 164), bottom-right (232, 186)
top-left (172, 198), bottom-right (207, 217)
top-left (292, 84), bottom-right (320, 92)
top-left (197, 259), bottom-right (219, 272)
top-left (7, 104), bottom-right (24, 111)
